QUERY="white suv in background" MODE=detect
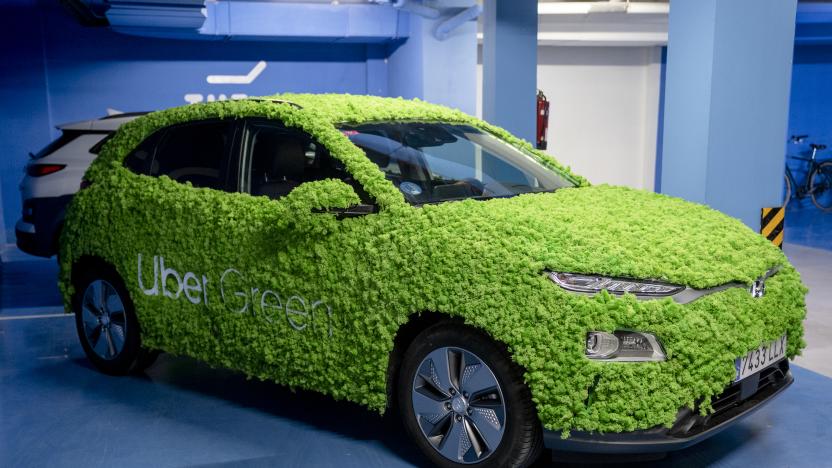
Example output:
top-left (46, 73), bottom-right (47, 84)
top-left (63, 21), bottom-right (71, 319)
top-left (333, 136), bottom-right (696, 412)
top-left (15, 112), bottom-right (145, 257)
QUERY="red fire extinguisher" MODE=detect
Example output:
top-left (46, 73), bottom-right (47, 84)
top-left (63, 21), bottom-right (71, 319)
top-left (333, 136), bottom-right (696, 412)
top-left (536, 90), bottom-right (550, 150)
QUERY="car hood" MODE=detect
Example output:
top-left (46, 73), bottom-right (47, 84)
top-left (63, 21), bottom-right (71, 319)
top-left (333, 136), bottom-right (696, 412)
top-left (417, 185), bottom-right (786, 289)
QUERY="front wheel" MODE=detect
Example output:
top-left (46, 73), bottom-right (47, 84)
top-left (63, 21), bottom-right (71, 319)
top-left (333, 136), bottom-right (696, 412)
top-left (810, 161), bottom-right (832, 212)
top-left (73, 265), bottom-right (155, 375)
top-left (397, 323), bottom-right (543, 468)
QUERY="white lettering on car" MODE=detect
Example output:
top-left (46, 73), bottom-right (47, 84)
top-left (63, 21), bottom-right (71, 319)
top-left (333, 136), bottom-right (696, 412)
top-left (260, 290), bottom-right (282, 324)
top-left (220, 268), bottom-right (249, 313)
top-left (139, 253), bottom-right (208, 305)
top-left (285, 295), bottom-right (308, 331)
top-left (138, 253), bottom-right (159, 296)
top-left (182, 272), bottom-right (203, 305)
top-left (160, 256), bottom-right (183, 300)
top-left (138, 254), bottom-right (333, 337)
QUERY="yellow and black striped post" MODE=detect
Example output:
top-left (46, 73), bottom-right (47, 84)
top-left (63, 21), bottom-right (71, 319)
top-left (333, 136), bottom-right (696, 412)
top-left (761, 207), bottom-right (785, 249)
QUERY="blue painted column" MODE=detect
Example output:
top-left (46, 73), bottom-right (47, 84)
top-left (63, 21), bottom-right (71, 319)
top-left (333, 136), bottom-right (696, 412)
top-left (660, 0), bottom-right (797, 230)
top-left (481, 0), bottom-right (537, 143)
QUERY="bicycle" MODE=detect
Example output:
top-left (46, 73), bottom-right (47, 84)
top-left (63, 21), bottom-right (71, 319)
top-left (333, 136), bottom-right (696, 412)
top-left (784, 134), bottom-right (832, 212)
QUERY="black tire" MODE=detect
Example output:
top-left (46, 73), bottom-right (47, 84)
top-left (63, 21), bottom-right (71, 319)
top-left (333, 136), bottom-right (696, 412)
top-left (72, 263), bottom-right (154, 375)
top-left (397, 322), bottom-right (543, 468)
top-left (783, 173), bottom-right (792, 208)
top-left (809, 161), bottom-right (832, 212)
top-left (135, 349), bottom-right (161, 371)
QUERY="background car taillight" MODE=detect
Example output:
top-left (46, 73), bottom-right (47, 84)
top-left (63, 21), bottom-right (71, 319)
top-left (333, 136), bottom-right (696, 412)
top-left (26, 163), bottom-right (66, 177)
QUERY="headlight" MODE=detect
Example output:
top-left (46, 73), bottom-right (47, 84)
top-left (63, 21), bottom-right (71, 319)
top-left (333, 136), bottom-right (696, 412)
top-left (548, 272), bottom-right (684, 297)
top-left (586, 330), bottom-right (666, 362)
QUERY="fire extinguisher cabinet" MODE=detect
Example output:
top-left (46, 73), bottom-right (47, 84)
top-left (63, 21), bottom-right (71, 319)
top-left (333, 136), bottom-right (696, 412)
top-left (536, 90), bottom-right (550, 150)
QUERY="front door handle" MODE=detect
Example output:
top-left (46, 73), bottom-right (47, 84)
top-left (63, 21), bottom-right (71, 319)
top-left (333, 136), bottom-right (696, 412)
top-left (312, 204), bottom-right (378, 220)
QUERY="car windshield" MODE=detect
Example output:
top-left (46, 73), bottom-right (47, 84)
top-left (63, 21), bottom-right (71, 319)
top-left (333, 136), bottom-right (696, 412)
top-left (338, 122), bottom-right (574, 204)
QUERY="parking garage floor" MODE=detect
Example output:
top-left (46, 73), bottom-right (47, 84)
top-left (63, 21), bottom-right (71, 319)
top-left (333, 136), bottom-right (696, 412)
top-left (2, 244), bottom-right (832, 468)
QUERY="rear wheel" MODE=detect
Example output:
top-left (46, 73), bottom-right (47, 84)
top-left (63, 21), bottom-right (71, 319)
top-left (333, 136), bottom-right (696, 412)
top-left (397, 323), bottom-right (542, 468)
top-left (73, 265), bottom-right (156, 374)
top-left (810, 161), bottom-right (832, 212)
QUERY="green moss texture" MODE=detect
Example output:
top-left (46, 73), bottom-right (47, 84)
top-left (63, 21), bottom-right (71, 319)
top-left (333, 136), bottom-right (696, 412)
top-left (59, 94), bottom-right (806, 434)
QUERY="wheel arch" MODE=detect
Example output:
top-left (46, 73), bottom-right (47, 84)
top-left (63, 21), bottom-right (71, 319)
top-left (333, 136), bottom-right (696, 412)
top-left (387, 311), bottom-right (450, 410)
top-left (68, 255), bottom-right (125, 311)
top-left (71, 255), bottom-right (119, 284)
top-left (385, 311), bottom-right (521, 412)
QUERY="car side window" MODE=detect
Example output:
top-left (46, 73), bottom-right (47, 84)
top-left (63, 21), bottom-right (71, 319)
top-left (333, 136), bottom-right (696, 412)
top-left (149, 120), bottom-right (236, 191)
top-left (123, 130), bottom-right (165, 175)
top-left (244, 121), bottom-right (372, 203)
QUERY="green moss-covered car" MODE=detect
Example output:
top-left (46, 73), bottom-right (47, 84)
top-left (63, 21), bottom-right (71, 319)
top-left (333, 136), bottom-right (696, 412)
top-left (59, 94), bottom-right (806, 467)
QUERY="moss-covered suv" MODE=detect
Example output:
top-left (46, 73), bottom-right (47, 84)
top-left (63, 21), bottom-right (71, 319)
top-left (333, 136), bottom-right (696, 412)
top-left (59, 94), bottom-right (806, 467)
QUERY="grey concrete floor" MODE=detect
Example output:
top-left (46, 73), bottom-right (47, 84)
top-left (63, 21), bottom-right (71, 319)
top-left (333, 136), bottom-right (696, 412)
top-left (786, 243), bottom-right (832, 377)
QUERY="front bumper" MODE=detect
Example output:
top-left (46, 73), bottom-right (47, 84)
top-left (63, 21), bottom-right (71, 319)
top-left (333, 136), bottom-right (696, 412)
top-left (544, 359), bottom-right (792, 454)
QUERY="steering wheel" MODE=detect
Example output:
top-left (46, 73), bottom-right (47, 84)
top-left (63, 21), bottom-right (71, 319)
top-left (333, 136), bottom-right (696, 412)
top-left (461, 178), bottom-right (485, 196)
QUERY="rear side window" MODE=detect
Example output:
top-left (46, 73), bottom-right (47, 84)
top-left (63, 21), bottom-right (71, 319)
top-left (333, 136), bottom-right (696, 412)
top-left (124, 130), bottom-right (165, 175)
top-left (89, 133), bottom-right (114, 154)
top-left (31, 131), bottom-right (81, 159)
top-left (149, 120), bottom-right (235, 191)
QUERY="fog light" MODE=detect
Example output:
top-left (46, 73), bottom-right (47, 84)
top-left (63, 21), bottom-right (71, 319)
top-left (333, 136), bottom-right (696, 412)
top-left (586, 331), bottom-right (619, 358)
top-left (586, 331), bottom-right (666, 362)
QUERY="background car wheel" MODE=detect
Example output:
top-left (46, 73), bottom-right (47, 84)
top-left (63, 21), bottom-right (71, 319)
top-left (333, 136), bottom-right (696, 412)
top-left (73, 264), bottom-right (153, 375)
top-left (809, 161), bottom-right (832, 212)
top-left (783, 173), bottom-right (792, 208)
top-left (397, 322), bottom-right (543, 468)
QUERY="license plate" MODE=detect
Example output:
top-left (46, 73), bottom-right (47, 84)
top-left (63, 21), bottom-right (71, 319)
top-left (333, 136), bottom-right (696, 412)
top-left (734, 334), bottom-right (787, 382)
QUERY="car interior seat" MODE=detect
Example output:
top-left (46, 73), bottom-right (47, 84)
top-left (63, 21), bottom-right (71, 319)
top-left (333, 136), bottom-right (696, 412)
top-left (254, 135), bottom-right (307, 199)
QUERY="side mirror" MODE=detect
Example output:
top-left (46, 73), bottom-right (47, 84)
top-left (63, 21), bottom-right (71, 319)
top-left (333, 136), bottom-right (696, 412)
top-left (278, 179), bottom-right (363, 232)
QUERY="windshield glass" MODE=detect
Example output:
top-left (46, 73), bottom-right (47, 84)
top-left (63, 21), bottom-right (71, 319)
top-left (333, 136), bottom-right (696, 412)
top-left (339, 122), bottom-right (574, 204)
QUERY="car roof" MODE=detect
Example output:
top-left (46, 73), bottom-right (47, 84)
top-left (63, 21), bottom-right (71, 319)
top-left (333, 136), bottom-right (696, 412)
top-left (58, 111), bottom-right (149, 132)
top-left (91, 95), bottom-right (587, 188)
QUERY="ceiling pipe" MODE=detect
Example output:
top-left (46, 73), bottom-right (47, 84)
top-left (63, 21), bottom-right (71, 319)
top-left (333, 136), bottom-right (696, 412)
top-left (390, 0), bottom-right (440, 19)
top-left (434, 4), bottom-right (481, 41)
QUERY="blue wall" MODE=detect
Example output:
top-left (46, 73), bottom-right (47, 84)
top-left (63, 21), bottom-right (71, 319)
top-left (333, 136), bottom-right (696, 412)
top-left (786, 45), bottom-right (832, 210)
top-left (0, 2), bottom-right (390, 243)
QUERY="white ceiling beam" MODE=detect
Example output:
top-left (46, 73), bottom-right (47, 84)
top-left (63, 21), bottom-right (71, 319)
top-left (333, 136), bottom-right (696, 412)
top-left (537, 2), bottom-right (669, 16)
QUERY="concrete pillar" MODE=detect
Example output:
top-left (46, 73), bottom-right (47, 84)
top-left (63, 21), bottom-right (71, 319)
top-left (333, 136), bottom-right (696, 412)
top-left (481, 0), bottom-right (537, 143)
top-left (660, 0), bottom-right (797, 230)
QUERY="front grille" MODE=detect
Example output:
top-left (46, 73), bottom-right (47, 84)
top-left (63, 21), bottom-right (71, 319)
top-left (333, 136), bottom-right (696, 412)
top-left (709, 359), bottom-right (788, 416)
top-left (669, 359), bottom-right (790, 438)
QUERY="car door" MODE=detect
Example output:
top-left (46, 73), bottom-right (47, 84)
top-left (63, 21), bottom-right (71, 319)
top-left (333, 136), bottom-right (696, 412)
top-left (121, 118), bottom-right (244, 362)
top-left (209, 117), bottom-right (387, 389)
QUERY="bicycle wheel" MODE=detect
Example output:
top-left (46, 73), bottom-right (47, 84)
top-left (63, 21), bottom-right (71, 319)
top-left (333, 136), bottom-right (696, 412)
top-left (783, 173), bottom-right (792, 208)
top-left (809, 161), bottom-right (832, 212)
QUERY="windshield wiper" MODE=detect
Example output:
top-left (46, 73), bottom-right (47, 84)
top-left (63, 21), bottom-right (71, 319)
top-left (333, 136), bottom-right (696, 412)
top-left (414, 187), bottom-right (566, 206)
top-left (415, 194), bottom-right (514, 206)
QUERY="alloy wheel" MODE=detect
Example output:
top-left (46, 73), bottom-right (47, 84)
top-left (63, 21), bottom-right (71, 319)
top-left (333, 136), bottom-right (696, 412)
top-left (80, 280), bottom-right (128, 360)
top-left (411, 346), bottom-right (506, 464)
top-left (810, 161), bottom-right (832, 212)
